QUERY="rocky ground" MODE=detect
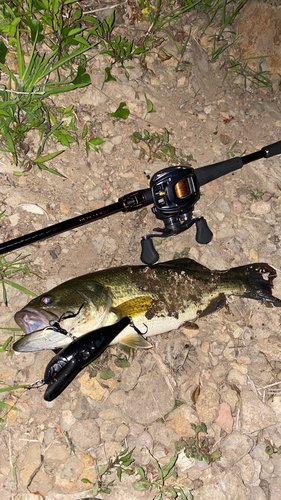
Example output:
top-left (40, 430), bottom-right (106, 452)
top-left (1, 1), bottom-right (281, 499)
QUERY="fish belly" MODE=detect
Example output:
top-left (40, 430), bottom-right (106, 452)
top-left (109, 309), bottom-right (196, 345)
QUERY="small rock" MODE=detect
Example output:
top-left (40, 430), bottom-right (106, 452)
top-left (176, 450), bottom-right (197, 472)
top-left (104, 440), bottom-right (123, 459)
top-left (269, 476), bottom-right (281, 500)
top-left (54, 452), bottom-right (96, 494)
top-left (177, 76), bottom-right (186, 87)
top-left (29, 467), bottom-right (54, 496)
top-left (126, 431), bottom-right (153, 466)
top-left (249, 248), bottom-right (259, 261)
top-left (72, 396), bottom-right (94, 420)
top-left (250, 201), bottom-right (271, 215)
top-left (216, 225), bottom-right (236, 239)
top-left (233, 200), bottom-right (244, 214)
top-left (249, 486), bottom-right (267, 500)
top-left (122, 371), bottom-right (175, 425)
top-left (196, 385), bottom-right (220, 425)
top-left (59, 410), bottom-right (76, 432)
top-left (258, 336), bottom-right (281, 362)
top-left (112, 135), bottom-right (123, 145)
top-left (241, 389), bottom-right (277, 433)
top-left (148, 421), bottom-right (180, 448)
top-left (227, 368), bottom-right (248, 386)
top-left (250, 442), bottom-right (269, 463)
top-left (219, 432), bottom-right (253, 468)
top-left (195, 469), bottom-right (250, 499)
top-left (121, 359), bottom-right (141, 391)
top-left (44, 443), bottom-right (70, 464)
top-left (69, 419), bottom-right (101, 451)
top-left (100, 420), bottom-right (118, 441)
top-left (115, 423), bottom-right (129, 442)
top-left (79, 372), bottom-right (114, 400)
top-left (19, 442), bottom-right (42, 487)
top-left (260, 459), bottom-right (274, 481)
top-left (166, 404), bottom-right (199, 438)
top-left (215, 402), bottom-right (233, 434)
top-left (60, 201), bottom-right (70, 214)
top-left (237, 455), bottom-right (261, 486)
top-left (99, 407), bottom-right (122, 420)
top-left (220, 133), bottom-right (231, 145)
top-left (109, 389), bottom-right (126, 406)
top-left (101, 141), bottom-right (114, 155)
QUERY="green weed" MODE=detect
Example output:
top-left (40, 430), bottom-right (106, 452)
top-left (83, 10), bottom-right (146, 81)
top-left (175, 422), bottom-right (221, 464)
top-left (226, 141), bottom-right (240, 159)
top-left (82, 448), bottom-right (134, 495)
top-left (0, 382), bottom-right (30, 430)
top-left (251, 189), bottom-right (264, 200)
top-left (11, 455), bottom-right (18, 484)
top-left (108, 101), bottom-right (130, 120)
top-left (134, 450), bottom-right (194, 500)
top-left (223, 54), bottom-right (273, 89)
top-left (173, 247), bottom-right (190, 260)
top-left (65, 431), bottom-right (75, 455)
top-left (130, 127), bottom-right (193, 165)
top-left (265, 438), bottom-right (281, 456)
top-left (146, 0), bottom-right (202, 35)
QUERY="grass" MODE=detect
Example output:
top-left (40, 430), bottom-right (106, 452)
top-left (0, 0), bottom-right (99, 174)
top-left (0, 0), bottom-right (272, 176)
top-left (0, 253), bottom-right (37, 305)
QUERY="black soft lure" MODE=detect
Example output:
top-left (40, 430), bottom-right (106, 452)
top-left (44, 316), bottom-right (131, 401)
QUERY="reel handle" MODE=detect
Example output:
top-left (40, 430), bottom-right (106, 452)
top-left (140, 237), bottom-right (159, 266)
top-left (195, 218), bottom-right (213, 244)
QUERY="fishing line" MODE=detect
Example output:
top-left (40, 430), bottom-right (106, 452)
top-left (57, 302), bottom-right (86, 323)
top-left (0, 380), bottom-right (46, 424)
top-left (49, 303), bottom-right (86, 336)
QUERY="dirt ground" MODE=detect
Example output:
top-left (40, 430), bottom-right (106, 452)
top-left (1, 1), bottom-right (281, 499)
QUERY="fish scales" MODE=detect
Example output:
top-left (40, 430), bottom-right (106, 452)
top-left (13, 258), bottom-right (281, 352)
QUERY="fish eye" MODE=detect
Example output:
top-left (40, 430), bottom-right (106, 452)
top-left (41, 296), bottom-right (53, 305)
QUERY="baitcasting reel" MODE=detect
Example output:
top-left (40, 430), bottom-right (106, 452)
top-left (1, 140), bottom-right (281, 265)
top-left (140, 166), bottom-right (212, 265)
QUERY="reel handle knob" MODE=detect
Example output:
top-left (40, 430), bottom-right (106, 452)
top-left (195, 218), bottom-right (213, 244)
top-left (141, 237), bottom-right (159, 265)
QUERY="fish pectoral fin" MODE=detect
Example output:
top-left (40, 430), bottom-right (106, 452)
top-left (120, 333), bottom-right (152, 349)
top-left (113, 296), bottom-right (152, 318)
top-left (198, 293), bottom-right (227, 318)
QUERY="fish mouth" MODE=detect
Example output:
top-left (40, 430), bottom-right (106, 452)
top-left (14, 307), bottom-right (60, 335)
top-left (13, 307), bottom-right (69, 352)
top-left (13, 327), bottom-right (72, 352)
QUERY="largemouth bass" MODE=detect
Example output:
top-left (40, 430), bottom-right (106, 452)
top-left (13, 258), bottom-right (281, 352)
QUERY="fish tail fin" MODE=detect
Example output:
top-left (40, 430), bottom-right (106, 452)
top-left (223, 263), bottom-right (281, 306)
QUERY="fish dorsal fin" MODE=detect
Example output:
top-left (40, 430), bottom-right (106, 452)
top-left (157, 258), bottom-right (210, 272)
top-left (120, 333), bottom-right (152, 349)
top-left (113, 296), bottom-right (152, 318)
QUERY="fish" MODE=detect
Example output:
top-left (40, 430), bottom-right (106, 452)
top-left (13, 258), bottom-right (281, 353)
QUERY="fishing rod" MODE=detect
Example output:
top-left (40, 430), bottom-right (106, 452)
top-left (1, 139), bottom-right (281, 265)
